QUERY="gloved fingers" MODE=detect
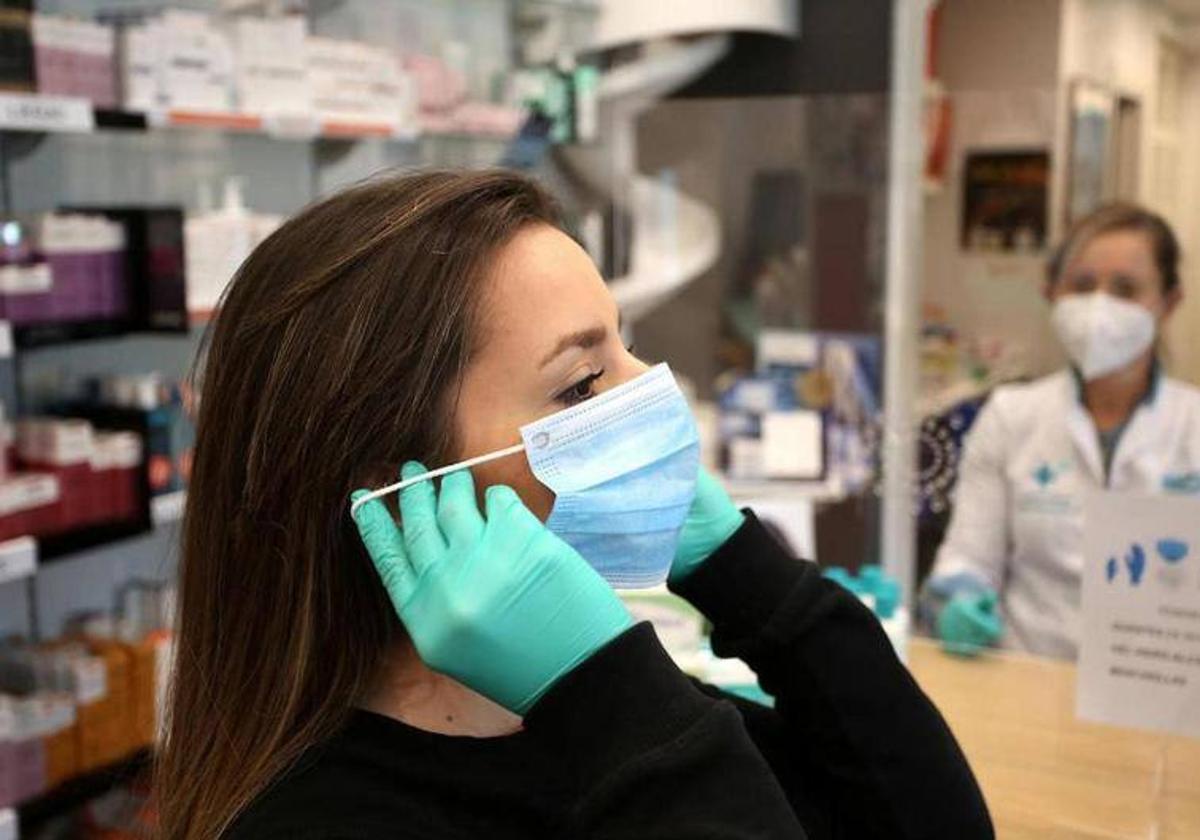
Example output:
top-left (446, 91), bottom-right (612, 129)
top-left (398, 461), bottom-right (446, 571)
top-left (964, 596), bottom-right (1003, 635)
top-left (950, 596), bottom-right (1003, 641)
top-left (484, 484), bottom-right (541, 530)
top-left (351, 490), bottom-right (417, 607)
top-left (977, 590), bottom-right (999, 612)
top-left (436, 468), bottom-right (484, 547)
top-left (485, 484), bottom-right (570, 563)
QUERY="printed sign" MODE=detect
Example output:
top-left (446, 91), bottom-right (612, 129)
top-left (1078, 491), bottom-right (1200, 738)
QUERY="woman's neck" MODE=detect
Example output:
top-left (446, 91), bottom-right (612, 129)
top-left (363, 641), bottom-right (522, 738)
top-left (1081, 351), bottom-right (1155, 432)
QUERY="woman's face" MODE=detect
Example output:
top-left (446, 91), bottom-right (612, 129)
top-left (452, 224), bottom-right (647, 519)
top-left (1049, 229), bottom-right (1179, 325)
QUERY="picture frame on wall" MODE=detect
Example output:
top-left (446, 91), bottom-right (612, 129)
top-left (1065, 79), bottom-right (1118, 226)
top-left (960, 149), bottom-right (1050, 253)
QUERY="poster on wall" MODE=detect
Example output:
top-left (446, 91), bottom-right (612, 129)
top-left (1066, 80), bottom-right (1117, 226)
top-left (960, 150), bottom-right (1049, 253)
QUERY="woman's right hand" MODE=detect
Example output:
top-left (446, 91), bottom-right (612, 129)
top-left (351, 462), bottom-right (632, 715)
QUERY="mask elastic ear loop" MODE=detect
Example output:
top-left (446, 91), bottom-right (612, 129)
top-left (350, 443), bottom-right (526, 517)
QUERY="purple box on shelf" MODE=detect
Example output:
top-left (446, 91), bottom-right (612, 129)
top-left (95, 249), bottom-right (114, 316)
top-left (46, 250), bottom-right (82, 321)
top-left (81, 250), bottom-right (108, 319)
top-left (65, 207), bottom-right (186, 332)
top-left (108, 250), bottom-right (128, 317)
top-left (3, 275), bottom-right (54, 325)
top-left (0, 220), bottom-right (51, 325)
top-left (29, 214), bottom-right (128, 325)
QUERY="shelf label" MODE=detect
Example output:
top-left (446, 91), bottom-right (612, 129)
top-left (263, 112), bottom-right (320, 139)
top-left (0, 93), bottom-right (94, 133)
top-left (0, 536), bottom-right (37, 586)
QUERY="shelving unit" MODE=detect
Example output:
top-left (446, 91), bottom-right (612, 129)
top-left (0, 1), bottom-right (600, 829)
top-left (0, 92), bottom-right (516, 143)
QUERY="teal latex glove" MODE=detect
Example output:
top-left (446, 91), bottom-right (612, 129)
top-left (351, 462), bottom-right (633, 715)
top-left (669, 466), bottom-right (745, 584)
top-left (937, 590), bottom-right (1004, 657)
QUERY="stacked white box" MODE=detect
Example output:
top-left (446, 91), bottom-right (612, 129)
top-left (306, 36), bottom-right (416, 131)
top-left (230, 15), bottom-right (310, 117)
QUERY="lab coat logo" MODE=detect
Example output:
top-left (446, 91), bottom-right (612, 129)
top-left (1032, 459), bottom-right (1071, 489)
top-left (1162, 471), bottom-right (1200, 494)
top-left (1104, 539), bottom-right (1189, 589)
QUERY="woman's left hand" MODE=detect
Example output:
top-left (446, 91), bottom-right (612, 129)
top-left (670, 466), bottom-right (745, 584)
top-left (351, 463), bottom-right (633, 715)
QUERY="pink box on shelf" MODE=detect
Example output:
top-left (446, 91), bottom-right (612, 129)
top-left (10, 697), bottom-right (48, 803)
top-left (16, 417), bottom-right (90, 533)
top-left (103, 433), bottom-right (143, 522)
top-left (46, 250), bottom-right (85, 321)
top-left (32, 14), bottom-right (118, 108)
top-left (0, 473), bottom-right (61, 541)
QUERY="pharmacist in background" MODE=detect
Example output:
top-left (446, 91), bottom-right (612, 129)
top-left (923, 203), bottom-right (1200, 659)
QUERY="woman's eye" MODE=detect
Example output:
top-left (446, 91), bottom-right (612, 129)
top-left (1066, 273), bottom-right (1096, 293)
top-left (1111, 275), bottom-right (1138, 298)
top-left (557, 370), bottom-right (604, 406)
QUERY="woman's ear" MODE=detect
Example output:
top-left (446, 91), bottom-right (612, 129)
top-left (1162, 287), bottom-right (1183, 320)
top-left (1043, 280), bottom-right (1057, 305)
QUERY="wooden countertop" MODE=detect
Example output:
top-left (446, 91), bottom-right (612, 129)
top-left (908, 638), bottom-right (1200, 840)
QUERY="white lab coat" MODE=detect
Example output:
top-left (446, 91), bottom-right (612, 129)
top-left (930, 369), bottom-right (1200, 659)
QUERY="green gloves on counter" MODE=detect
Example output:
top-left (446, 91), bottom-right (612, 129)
top-left (937, 590), bottom-right (1004, 656)
top-left (670, 466), bottom-right (746, 585)
top-left (351, 463), bottom-right (632, 715)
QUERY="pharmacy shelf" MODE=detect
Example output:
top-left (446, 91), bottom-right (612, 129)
top-left (1, 93), bottom-right (516, 144)
top-left (37, 518), bottom-right (153, 563)
top-left (2, 492), bottom-right (179, 576)
top-left (12, 318), bottom-right (137, 350)
top-left (16, 748), bottom-right (152, 834)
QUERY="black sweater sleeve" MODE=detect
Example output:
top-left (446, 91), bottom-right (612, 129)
top-left (669, 512), bottom-right (994, 840)
top-left (526, 622), bottom-right (810, 838)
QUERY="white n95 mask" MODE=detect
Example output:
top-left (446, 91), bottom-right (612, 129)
top-left (1051, 293), bottom-right (1156, 381)
top-left (351, 363), bottom-right (700, 589)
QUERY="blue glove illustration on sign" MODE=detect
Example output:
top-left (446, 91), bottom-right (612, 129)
top-left (1105, 557), bottom-right (1119, 582)
top-left (1156, 539), bottom-right (1189, 564)
top-left (1125, 543), bottom-right (1146, 586)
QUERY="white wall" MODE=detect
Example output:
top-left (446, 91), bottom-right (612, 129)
top-left (1164, 53), bottom-right (1200, 380)
top-left (1166, 58), bottom-right (1200, 381)
top-left (922, 0), bottom-right (1065, 380)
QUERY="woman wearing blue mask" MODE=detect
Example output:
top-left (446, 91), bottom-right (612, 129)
top-left (157, 170), bottom-right (991, 839)
top-left (924, 203), bottom-right (1200, 659)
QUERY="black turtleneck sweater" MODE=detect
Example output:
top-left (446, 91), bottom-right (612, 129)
top-left (227, 512), bottom-right (993, 839)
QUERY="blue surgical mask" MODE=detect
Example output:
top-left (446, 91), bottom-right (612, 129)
top-left (351, 363), bottom-right (700, 589)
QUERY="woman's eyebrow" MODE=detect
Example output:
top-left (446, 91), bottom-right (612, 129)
top-left (540, 325), bottom-right (607, 368)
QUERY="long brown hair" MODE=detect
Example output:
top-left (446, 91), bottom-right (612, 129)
top-left (156, 170), bottom-right (561, 839)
